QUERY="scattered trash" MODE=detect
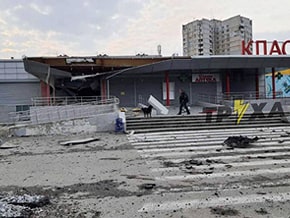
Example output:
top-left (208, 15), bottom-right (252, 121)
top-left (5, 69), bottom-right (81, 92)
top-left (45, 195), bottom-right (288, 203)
top-left (185, 165), bottom-right (193, 169)
top-left (59, 137), bottom-right (100, 146)
top-left (132, 107), bottom-right (141, 112)
top-left (225, 164), bottom-right (233, 168)
top-left (120, 107), bottom-right (127, 112)
top-left (188, 159), bottom-right (203, 166)
top-left (205, 159), bottom-right (214, 164)
top-left (139, 183), bottom-right (156, 190)
top-left (214, 192), bottom-right (219, 197)
top-left (123, 175), bottom-right (154, 181)
top-left (163, 161), bottom-right (178, 167)
top-left (256, 191), bottom-right (267, 195)
top-left (99, 157), bottom-right (121, 160)
top-left (203, 170), bottom-right (213, 175)
top-left (223, 136), bottom-right (259, 148)
top-left (210, 206), bottom-right (240, 216)
top-left (257, 156), bottom-right (267, 159)
top-left (255, 208), bottom-right (268, 215)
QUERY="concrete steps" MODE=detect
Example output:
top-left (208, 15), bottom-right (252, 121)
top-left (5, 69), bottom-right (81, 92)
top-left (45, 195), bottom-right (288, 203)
top-left (126, 113), bottom-right (288, 133)
top-left (127, 126), bottom-right (290, 216)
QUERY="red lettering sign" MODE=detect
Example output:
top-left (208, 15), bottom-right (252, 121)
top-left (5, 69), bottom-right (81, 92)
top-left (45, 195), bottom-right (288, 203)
top-left (282, 40), bottom-right (290, 54)
top-left (194, 75), bottom-right (217, 83)
top-left (242, 40), bottom-right (253, 55)
top-left (242, 40), bottom-right (289, 55)
top-left (269, 40), bottom-right (282, 55)
top-left (255, 40), bottom-right (267, 55)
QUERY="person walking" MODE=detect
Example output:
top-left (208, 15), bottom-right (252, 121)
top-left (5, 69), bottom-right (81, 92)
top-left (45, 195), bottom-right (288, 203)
top-left (177, 89), bottom-right (190, 115)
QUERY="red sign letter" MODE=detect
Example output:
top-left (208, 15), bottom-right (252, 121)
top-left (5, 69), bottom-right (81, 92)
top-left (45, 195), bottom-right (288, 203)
top-left (269, 40), bottom-right (282, 55)
top-left (255, 40), bottom-right (267, 55)
top-left (282, 40), bottom-right (290, 55)
top-left (242, 40), bottom-right (253, 55)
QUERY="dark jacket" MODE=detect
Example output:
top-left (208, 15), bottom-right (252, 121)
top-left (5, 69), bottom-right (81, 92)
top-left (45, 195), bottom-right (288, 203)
top-left (179, 91), bottom-right (189, 104)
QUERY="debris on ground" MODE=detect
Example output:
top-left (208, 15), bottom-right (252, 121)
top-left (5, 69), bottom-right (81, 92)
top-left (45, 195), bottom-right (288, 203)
top-left (182, 159), bottom-right (203, 166)
top-left (255, 207), bottom-right (268, 215)
top-left (139, 183), bottom-right (156, 190)
top-left (59, 137), bottom-right (100, 146)
top-left (223, 136), bottom-right (259, 148)
top-left (0, 142), bottom-right (18, 149)
top-left (0, 194), bottom-right (50, 217)
top-left (163, 161), bottom-right (178, 167)
top-left (210, 206), bottom-right (240, 216)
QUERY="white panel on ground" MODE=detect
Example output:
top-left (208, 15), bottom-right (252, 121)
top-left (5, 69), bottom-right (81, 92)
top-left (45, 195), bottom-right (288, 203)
top-left (148, 95), bottom-right (168, 115)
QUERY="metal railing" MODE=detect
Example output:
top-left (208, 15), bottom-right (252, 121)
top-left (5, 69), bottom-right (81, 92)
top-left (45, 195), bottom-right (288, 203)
top-left (197, 91), bottom-right (290, 105)
top-left (222, 91), bottom-right (287, 101)
top-left (197, 93), bottom-right (224, 105)
top-left (222, 91), bottom-right (262, 101)
top-left (31, 96), bottom-right (119, 106)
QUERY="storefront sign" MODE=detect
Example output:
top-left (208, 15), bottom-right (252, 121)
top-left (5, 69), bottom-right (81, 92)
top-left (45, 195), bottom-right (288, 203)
top-left (242, 40), bottom-right (290, 55)
top-left (192, 74), bottom-right (219, 83)
top-left (66, 58), bottom-right (94, 64)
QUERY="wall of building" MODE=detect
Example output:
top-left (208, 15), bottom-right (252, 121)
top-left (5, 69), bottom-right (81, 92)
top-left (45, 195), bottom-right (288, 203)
top-left (109, 75), bottom-right (166, 107)
top-left (182, 15), bottom-right (252, 56)
top-left (109, 72), bottom-right (223, 107)
top-left (0, 82), bottom-right (40, 105)
top-left (0, 59), bottom-right (40, 123)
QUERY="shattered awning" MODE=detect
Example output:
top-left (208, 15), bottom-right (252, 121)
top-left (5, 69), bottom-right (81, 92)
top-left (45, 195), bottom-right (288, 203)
top-left (23, 59), bottom-right (72, 82)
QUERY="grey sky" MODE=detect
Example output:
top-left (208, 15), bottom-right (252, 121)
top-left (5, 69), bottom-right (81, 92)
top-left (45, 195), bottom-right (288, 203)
top-left (1, 0), bottom-right (290, 58)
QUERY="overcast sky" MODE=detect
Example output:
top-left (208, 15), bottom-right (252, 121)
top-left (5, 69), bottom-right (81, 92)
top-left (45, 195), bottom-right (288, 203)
top-left (1, 0), bottom-right (290, 59)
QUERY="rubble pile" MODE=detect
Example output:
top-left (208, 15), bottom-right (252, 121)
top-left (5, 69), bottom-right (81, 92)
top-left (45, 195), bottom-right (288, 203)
top-left (0, 194), bottom-right (50, 217)
top-left (223, 136), bottom-right (259, 148)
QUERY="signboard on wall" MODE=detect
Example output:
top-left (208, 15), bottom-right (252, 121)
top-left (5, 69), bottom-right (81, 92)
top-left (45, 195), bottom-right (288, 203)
top-left (242, 40), bottom-right (290, 55)
top-left (265, 68), bottom-right (290, 98)
top-left (192, 74), bottom-right (219, 83)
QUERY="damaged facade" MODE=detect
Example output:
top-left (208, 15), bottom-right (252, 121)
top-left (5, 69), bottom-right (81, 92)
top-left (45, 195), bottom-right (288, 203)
top-left (1, 55), bottom-right (290, 123)
top-left (23, 55), bottom-right (290, 108)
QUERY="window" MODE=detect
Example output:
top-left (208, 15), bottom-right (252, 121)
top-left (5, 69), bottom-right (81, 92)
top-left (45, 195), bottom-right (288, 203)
top-left (162, 82), bottom-right (175, 100)
top-left (16, 105), bottom-right (30, 112)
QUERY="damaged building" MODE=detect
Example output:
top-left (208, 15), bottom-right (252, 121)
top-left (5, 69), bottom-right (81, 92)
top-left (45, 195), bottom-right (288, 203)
top-left (23, 55), bottom-right (290, 108)
top-left (1, 54), bottom-right (290, 123)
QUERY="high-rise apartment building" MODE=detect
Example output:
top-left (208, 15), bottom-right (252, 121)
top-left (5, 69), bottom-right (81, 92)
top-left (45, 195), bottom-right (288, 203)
top-left (182, 15), bottom-right (252, 56)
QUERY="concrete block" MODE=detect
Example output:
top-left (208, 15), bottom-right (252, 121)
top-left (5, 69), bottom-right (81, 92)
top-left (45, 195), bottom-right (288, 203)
top-left (13, 127), bottom-right (27, 137)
